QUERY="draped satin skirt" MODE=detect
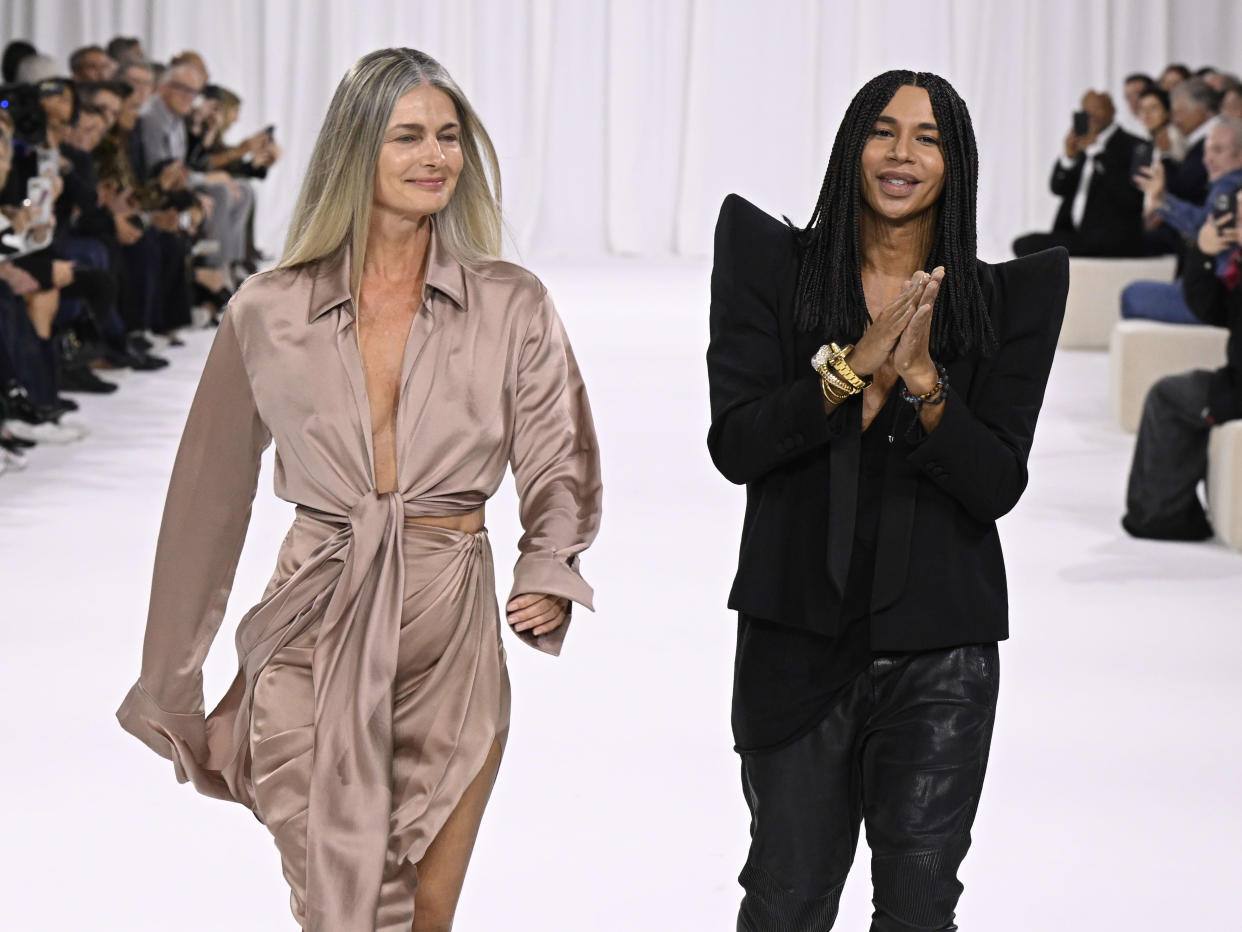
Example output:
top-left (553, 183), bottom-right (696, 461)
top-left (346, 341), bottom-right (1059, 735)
top-left (248, 516), bottom-right (511, 930)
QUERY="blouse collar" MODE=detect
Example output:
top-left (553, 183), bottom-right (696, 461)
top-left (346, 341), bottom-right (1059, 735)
top-left (307, 218), bottom-right (467, 322)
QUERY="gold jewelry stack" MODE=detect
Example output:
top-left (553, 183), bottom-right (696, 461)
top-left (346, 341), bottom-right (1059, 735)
top-left (812, 343), bottom-right (872, 403)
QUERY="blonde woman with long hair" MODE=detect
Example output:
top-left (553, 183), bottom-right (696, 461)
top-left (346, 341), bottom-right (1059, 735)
top-left (117, 48), bottom-right (602, 931)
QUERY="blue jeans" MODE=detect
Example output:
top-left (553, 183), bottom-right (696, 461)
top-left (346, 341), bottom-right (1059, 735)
top-left (1120, 280), bottom-right (1199, 325)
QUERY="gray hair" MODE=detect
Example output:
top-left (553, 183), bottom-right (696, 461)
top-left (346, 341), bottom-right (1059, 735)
top-left (278, 48), bottom-right (502, 290)
top-left (1172, 77), bottom-right (1221, 114)
top-left (15, 54), bottom-right (60, 84)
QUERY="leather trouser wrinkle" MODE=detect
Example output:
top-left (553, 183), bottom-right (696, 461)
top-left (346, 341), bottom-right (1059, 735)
top-left (737, 645), bottom-right (998, 932)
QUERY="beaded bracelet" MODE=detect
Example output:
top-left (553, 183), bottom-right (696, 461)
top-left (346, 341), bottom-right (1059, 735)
top-left (899, 365), bottom-right (948, 410)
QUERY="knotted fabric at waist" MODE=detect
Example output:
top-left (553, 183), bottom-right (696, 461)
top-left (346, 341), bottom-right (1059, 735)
top-left (280, 492), bottom-right (485, 931)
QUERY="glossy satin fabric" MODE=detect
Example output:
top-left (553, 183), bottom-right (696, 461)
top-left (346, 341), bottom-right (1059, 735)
top-left (116, 224), bottom-right (600, 931)
top-left (251, 514), bottom-right (510, 930)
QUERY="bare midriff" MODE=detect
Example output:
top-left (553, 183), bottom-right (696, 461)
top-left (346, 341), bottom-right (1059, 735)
top-left (404, 506), bottom-right (486, 533)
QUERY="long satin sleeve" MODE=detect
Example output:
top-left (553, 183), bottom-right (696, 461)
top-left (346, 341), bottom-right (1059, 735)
top-left (506, 290), bottom-right (602, 655)
top-left (116, 310), bottom-right (271, 772)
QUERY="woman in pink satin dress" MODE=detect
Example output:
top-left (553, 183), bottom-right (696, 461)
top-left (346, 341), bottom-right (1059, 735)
top-left (117, 48), bottom-right (602, 931)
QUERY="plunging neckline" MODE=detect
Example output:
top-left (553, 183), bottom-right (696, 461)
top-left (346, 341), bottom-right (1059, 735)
top-left (353, 292), bottom-right (424, 495)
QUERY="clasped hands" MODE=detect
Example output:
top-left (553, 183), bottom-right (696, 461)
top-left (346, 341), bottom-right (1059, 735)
top-left (506, 593), bottom-right (569, 637)
top-left (847, 267), bottom-right (944, 398)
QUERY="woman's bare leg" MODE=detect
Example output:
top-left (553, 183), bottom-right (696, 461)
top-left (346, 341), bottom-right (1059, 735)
top-left (411, 736), bottom-right (505, 932)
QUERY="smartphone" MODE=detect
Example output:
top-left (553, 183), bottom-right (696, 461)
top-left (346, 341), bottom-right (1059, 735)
top-left (1072, 110), bottom-right (1090, 137)
top-left (1130, 140), bottom-right (1155, 177)
top-left (1212, 190), bottom-right (1236, 230)
top-left (34, 146), bottom-right (60, 179)
top-left (25, 176), bottom-right (53, 225)
top-left (262, 124), bottom-right (276, 140)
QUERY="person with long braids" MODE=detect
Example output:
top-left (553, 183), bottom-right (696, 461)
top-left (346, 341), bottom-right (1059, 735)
top-left (116, 48), bottom-right (601, 931)
top-left (707, 71), bottom-right (1068, 930)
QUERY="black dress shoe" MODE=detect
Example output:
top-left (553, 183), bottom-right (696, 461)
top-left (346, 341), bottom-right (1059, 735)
top-left (130, 351), bottom-right (170, 370)
top-left (60, 364), bottom-right (119, 394)
top-left (156, 331), bottom-right (186, 348)
top-left (130, 333), bottom-right (154, 353)
top-left (0, 434), bottom-right (37, 451)
top-left (55, 396), bottom-right (79, 412)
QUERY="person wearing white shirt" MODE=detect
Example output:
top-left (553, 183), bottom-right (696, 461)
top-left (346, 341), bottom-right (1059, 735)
top-left (1013, 90), bottom-right (1146, 257)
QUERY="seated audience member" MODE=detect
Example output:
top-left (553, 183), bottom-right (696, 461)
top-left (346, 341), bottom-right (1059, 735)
top-left (1222, 85), bottom-right (1242, 121)
top-left (76, 81), bottom-right (126, 132)
top-left (105, 36), bottom-right (144, 66)
top-left (1125, 118), bottom-right (1242, 324)
top-left (138, 59), bottom-right (249, 291)
top-left (1138, 86), bottom-right (1187, 162)
top-left (1159, 63), bottom-right (1192, 92)
top-left (1014, 90), bottom-right (1145, 257)
top-left (1165, 78), bottom-right (1221, 205)
top-left (187, 85), bottom-right (280, 276)
top-left (1123, 196), bottom-right (1242, 540)
top-left (1123, 72), bottom-right (1157, 128)
top-left (69, 45), bottom-right (114, 84)
top-left (113, 58), bottom-right (154, 112)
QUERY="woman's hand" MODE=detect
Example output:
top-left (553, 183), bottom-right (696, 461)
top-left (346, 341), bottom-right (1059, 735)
top-left (893, 268), bottom-right (942, 394)
top-left (506, 593), bottom-right (569, 637)
top-left (849, 271), bottom-right (935, 377)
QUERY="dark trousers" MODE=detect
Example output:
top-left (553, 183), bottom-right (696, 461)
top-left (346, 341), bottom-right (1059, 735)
top-left (1124, 370), bottom-right (1214, 537)
top-left (738, 645), bottom-right (999, 932)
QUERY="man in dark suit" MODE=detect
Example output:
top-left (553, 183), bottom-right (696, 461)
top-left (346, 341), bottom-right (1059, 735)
top-left (1013, 90), bottom-right (1146, 257)
top-left (1163, 77), bottom-right (1221, 206)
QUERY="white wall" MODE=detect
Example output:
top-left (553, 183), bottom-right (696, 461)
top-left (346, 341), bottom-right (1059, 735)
top-left (5, 0), bottom-right (1241, 261)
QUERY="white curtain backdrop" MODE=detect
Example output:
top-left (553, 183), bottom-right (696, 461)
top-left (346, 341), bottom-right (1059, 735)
top-left (4, 0), bottom-right (1241, 261)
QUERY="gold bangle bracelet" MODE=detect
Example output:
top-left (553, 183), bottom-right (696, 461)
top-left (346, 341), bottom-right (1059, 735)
top-left (818, 367), bottom-right (857, 401)
top-left (821, 377), bottom-right (851, 403)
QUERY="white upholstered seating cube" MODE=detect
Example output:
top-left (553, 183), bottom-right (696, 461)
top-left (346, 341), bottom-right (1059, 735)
top-left (1060, 256), bottom-right (1178, 349)
top-left (1208, 422), bottom-right (1242, 550)
top-left (1109, 320), bottom-right (1228, 432)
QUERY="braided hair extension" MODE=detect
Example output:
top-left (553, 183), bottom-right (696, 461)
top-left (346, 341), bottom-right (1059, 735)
top-left (791, 70), bottom-right (995, 359)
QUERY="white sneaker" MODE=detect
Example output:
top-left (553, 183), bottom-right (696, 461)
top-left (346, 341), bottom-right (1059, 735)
top-left (5, 419), bottom-right (82, 444)
top-left (56, 417), bottom-right (91, 440)
top-left (1, 446), bottom-right (27, 471)
top-left (191, 305), bottom-right (213, 329)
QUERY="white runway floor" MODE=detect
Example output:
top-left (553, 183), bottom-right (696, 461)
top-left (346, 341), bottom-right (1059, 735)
top-left (2, 258), bottom-right (1240, 930)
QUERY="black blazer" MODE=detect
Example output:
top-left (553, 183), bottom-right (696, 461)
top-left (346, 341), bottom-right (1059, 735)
top-left (706, 195), bottom-right (1069, 649)
top-left (1050, 126), bottom-right (1144, 251)
top-left (1182, 245), bottom-right (1242, 423)
top-left (1165, 136), bottom-right (1210, 206)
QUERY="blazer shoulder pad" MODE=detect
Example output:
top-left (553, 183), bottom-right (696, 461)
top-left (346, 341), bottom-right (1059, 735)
top-left (984, 246), bottom-right (1070, 335)
top-left (714, 193), bottom-right (798, 279)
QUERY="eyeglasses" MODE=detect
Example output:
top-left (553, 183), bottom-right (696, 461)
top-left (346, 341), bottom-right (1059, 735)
top-left (167, 80), bottom-right (203, 97)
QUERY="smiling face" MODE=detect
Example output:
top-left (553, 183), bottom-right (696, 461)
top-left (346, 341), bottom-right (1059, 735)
top-left (1203, 123), bottom-right (1242, 182)
top-left (372, 85), bottom-right (464, 221)
top-left (859, 84), bottom-right (946, 224)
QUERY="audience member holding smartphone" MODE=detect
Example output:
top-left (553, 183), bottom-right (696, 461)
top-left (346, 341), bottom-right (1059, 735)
top-left (1013, 90), bottom-right (1146, 257)
top-left (1123, 189), bottom-right (1242, 540)
top-left (1125, 117), bottom-right (1242, 324)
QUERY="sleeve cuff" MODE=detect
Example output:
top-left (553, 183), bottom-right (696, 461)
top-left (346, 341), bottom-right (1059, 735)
top-left (507, 552), bottom-right (595, 657)
top-left (116, 680), bottom-right (208, 778)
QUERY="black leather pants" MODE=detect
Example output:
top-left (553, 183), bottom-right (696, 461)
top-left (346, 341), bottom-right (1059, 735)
top-left (737, 645), bottom-right (999, 932)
